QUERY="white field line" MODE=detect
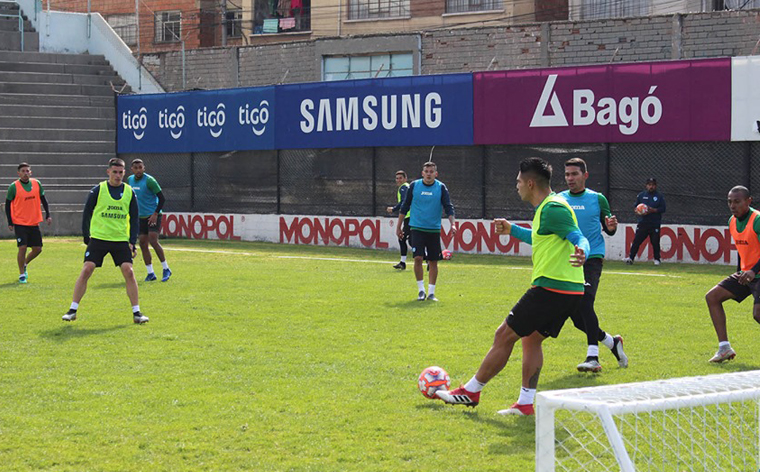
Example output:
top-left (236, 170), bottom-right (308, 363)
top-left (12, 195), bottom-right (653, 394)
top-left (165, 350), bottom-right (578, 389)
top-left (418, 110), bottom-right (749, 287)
top-left (164, 246), bottom-right (681, 277)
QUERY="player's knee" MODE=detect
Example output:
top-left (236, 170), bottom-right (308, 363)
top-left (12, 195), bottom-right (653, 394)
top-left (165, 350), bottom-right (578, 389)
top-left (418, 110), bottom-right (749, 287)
top-left (494, 322), bottom-right (517, 346)
top-left (705, 289), bottom-right (721, 306)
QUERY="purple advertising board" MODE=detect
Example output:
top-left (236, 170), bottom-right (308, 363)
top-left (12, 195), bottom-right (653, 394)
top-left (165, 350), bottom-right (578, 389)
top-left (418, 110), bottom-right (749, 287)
top-left (474, 58), bottom-right (731, 144)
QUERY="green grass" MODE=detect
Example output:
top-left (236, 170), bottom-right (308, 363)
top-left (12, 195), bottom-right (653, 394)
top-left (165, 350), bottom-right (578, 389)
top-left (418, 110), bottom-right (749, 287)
top-left (1, 238), bottom-right (758, 471)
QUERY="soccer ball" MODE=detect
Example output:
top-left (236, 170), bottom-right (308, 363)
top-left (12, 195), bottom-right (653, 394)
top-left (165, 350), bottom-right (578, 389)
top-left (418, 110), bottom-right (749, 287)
top-left (442, 249), bottom-right (452, 260)
top-left (418, 366), bottom-right (450, 399)
top-left (635, 203), bottom-right (649, 215)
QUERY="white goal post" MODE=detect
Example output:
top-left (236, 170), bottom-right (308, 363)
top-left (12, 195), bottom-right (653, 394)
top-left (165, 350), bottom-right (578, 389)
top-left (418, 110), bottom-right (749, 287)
top-left (536, 370), bottom-right (760, 472)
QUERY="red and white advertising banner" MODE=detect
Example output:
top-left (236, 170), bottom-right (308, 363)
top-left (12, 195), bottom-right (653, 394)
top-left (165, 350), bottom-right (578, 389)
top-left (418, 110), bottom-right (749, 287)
top-left (731, 56), bottom-right (760, 141)
top-left (161, 212), bottom-right (737, 266)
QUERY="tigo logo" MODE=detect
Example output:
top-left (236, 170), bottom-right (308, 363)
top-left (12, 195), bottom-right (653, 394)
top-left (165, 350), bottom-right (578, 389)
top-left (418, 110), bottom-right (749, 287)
top-left (197, 103), bottom-right (226, 138)
top-left (159, 105), bottom-right (186, 139)
top-left (122, 107), bottom-right (148, 140)
top-left (238, 100), bottom-right (270, 136)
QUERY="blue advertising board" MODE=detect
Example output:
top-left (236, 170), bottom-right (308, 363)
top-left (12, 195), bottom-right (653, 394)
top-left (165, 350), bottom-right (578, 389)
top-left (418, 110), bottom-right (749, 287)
top-left (274, 74), bottom-right (473, 149)
top-left (117, 87), bottom-right (275, 153)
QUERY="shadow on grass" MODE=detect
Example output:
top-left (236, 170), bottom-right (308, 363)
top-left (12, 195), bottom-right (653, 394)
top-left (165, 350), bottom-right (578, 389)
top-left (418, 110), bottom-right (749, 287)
top-left (540, 372), bottom-right (613, 391)
top-left (92, 282), bottom-right (129, 289)
top-left (0, 281), bottom-right (26, 289)
top-left (706, 361), bottom-right (760, 372)
top-left (39, 324), bottom-right (128, 342)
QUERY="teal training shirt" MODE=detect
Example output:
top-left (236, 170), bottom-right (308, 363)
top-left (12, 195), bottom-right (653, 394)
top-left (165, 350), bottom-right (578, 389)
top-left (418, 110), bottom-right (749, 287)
top-left (127, 173), bottom-right (162, 217)
top-left (559, 188), bottom-right (611, 258)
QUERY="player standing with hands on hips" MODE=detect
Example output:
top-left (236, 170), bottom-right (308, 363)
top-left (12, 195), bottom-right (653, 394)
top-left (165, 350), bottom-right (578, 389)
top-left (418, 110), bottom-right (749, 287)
top-left (63, 158), bottom-right (148, 324)
top-left (397, 161), bottom-right (456, 302)
top-left (128, 159), bottom-right (171, 282)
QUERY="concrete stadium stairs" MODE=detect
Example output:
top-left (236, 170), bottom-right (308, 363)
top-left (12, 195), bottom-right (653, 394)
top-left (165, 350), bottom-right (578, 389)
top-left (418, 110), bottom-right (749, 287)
top-left (0, 1), bottom-right (131, 234)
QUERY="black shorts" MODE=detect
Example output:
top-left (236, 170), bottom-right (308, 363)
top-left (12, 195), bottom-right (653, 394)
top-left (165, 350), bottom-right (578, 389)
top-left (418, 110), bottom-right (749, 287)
top-left (718, 273), bottom-right (760, 305)
top-left (410, 229), bottom-right (442, 261)
top-left (15, 224), bottom-right (42, 247)
top-left (138, 214), bottom-right (162, 235)
top-left (507, 287), bottom-right (583, 338)
top-left (84, 238), bottom-right (133, 267)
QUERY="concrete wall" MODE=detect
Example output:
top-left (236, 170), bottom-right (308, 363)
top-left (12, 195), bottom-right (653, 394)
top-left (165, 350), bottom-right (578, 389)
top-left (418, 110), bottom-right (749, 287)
top-left (144, 9), bottom-right (760, 92)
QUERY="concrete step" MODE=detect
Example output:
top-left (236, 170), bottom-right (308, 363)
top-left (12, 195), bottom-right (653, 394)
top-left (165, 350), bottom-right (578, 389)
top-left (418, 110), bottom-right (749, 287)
top-left (0, 30), bottom-right (39, 52)
top-left (0, 93), bottom-right (113, 107)
top-left (0, 61), bottom-right (116, 75)
top-left (0, 116), bottom-right (115, 130)
top-left (0, 71), bottom-right (122, 86)
top-left (0, 166), bottom-right (106, 179)
top-left (0, 139), bottom-right (114, 153)
top-left (0, 127), bottom-right (115, 141)
top-left (0, 152), bottom-right (114, 165)
top-left (0, 82), bottom-right (114, 96)
top-left (0, 104), bottom-right (114, 119)
top-left (0, 51), bottom-right (108, 66)
top-left (0, 18), bottom-right (34, 32)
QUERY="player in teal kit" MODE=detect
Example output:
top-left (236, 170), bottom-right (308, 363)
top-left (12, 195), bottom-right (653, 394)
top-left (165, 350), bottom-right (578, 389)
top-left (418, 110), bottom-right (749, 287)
top-left (559, 158), bottom-right (627, 372)
top-left (397, 161), bottom-right (457, 301)
top-left (128, 159), bottom-right (171, 282)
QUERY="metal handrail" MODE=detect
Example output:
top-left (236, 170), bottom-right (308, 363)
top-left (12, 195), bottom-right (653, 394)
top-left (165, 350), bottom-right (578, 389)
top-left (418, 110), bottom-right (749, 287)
top-left (0, 0), bottom-right (24, 50)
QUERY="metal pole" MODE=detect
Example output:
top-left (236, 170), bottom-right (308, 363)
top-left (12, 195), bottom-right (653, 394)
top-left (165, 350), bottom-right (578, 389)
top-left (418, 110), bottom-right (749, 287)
top-left (87, 0), bottom-right (91, 38)
top-left (181, 39), bottom-right (186, 89)
top-left (135, 0), bottom-right (140, 56)
top-left (221, 0), bottom-right (227, 47)
top-left (371, 147), bottom-right (376, 216)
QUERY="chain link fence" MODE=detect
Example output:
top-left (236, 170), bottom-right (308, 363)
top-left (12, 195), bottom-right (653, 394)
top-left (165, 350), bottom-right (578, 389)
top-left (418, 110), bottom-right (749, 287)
top-left (121, 141), bottom-right (760, 226)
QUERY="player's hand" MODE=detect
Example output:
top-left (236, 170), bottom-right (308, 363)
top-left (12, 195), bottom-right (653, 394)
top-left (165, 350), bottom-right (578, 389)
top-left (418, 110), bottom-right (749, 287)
top-left (46, 217), bottom-right (52, 226)
top-left (148, 213), bottom-right (158, 226)
top-left (605, 215), bottom-right (618, 232)
top-left (494, 218), bottom-right (511, 235)
top-left (450, 222), bottom-right (458, 236)
top-left (130, 244), bottom-right (137, 258)
top-left (83, 236), bottom-right (90, 245)
top-left (570, 245), bottom-right (586, 267)
top-left (396, 227), bottom-right (404, 240)
top-left (386, 206), bottom-right (393, 214)
top-left (739, 270), bottom-right (756, 285)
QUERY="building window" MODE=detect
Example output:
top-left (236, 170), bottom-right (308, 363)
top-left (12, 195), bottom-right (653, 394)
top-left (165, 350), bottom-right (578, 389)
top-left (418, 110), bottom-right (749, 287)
top-left (106, 13), bottom-right (137, 46)
top-left (348, 0), bottom-right (410, 20)
top-left (576, 0), bottom-right (649, 19)
top-left (722, 0), bottom-right (760, 7)
top-left (155, 11), bottom-right (181, 43)
top-left (226, 9), bottom-right (243, 38)
top-left (446, 0), bottom-right (502, 14)
top-left (323, 53), bottom-right (413, 81)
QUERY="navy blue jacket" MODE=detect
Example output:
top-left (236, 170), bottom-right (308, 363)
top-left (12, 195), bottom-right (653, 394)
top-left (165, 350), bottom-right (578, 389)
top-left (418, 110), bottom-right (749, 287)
top-left (635, 190), bottom-right (666, 226)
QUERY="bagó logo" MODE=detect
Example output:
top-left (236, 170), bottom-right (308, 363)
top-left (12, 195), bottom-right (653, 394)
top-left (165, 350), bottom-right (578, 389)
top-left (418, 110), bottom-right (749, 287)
top-left (197, 103), bottom-right (226, 138)
top-left (159, 105), bottom-right (185, 139)
top-left (122, 107), bottom-right (148, 140)
top-left (238, 100), bottom-right (270, 136)
top-left (530, 74), bottom-right (663, 135)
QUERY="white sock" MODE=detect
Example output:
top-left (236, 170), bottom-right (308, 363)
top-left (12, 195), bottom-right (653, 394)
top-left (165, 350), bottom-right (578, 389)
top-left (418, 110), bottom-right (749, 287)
top-left (417, 280), bottom-right (425, 292)
top-left (719, 341), bottom-right (731, 349)
top-left (586, 345), bottom-right (599, 358)
top-left (400, 255), bottom-right (407, 263)
top-left (146, 264), bottom-right (154, 275)
top-left (517, 387), bottom-right (536, 405)
top-left (464, 376), bottom-right (486, 393)
top-left (428, 284), bottom-right (436, 295)
top-left (70, 302), bottom-right (79, 311)
top-left (161, 260), bottom-right (170, 270)
top-left (600, 333), bottom-right (614, 350)
top-left (132, 305), bottom-right (140, 314)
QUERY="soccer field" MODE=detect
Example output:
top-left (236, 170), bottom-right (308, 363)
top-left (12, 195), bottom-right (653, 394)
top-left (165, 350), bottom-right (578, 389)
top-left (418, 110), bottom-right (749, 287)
top-left (1, 238), bottom-right (758, 471)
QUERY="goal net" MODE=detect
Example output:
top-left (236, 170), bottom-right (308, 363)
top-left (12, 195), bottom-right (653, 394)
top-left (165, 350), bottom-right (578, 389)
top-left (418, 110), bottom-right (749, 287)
top-left (535, 370), bottom-right (760, 472)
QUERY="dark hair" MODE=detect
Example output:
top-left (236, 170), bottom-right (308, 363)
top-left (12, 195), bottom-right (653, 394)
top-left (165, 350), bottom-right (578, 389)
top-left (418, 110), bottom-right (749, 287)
top-left (109, 158), bottom-right (126, 168)
top-left (646, 178), bottom-right (657, 184)
top-left (729, 186), bottom-right (751, 199)
top-left (131, 159), bottom-right (144, 167)
top-left (519, 158), bottom-right (552, 187)
top-left (423, 161), bottom-right (436, 170)
top-left (395, 170), bottom-right (407, 178)
top-left (564, 158), bottom-right (587, 174)
top-left (17, 162), bottom-right (30, 171)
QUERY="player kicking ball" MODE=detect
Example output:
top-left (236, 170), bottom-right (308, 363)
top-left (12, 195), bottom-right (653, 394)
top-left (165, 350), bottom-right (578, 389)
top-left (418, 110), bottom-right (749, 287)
top-left (436, 158), bottom-right (588, 415)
